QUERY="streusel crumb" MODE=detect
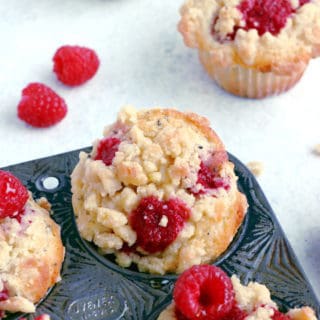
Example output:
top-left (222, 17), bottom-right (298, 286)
top-left (71, 106), bottom-right (247, 274)
top-left (247, 161), bottom-right (264, 177)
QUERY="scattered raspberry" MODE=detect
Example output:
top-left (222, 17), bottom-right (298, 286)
top-left (0, 170), bottom-right (28, 221)
top-left (94, 137), bottom-right (121, 166)
top-left (17, 83), bottom-right (67, 128)
top-left (129, 196), bottom-right (190, 253)
top-left (174, 265), bottom-right (234, 320)
top-left (53, 45), bottom-right (100, 86)
top-left (192, 160), bottom-right (230, 195)
top-left (272, 309), bottom-right (291, 320)
top-left (299, 0), bottom-right (310, 5)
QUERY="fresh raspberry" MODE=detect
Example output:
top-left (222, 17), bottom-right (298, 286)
top-left (272, 309), bottom-right (291, 320)
top-left (174, 265), bottom-right (234, 320)
top-left (94, 137), bottom-right (121, 166)
top-left (129, 196), bottom-right (190, 253)
top-left (53, 45), bottom-right (100, 86)
top-left (0, 170), bottom-right (28, 221)
top-left (17, 83), bottom-right (67, 128)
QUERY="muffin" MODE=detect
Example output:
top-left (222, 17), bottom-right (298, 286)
top-left (178, 0), bottom-right (320, 98)
top-left (71, 106), bottom-right (247, 274)
top-left (0, 170), bottom-right (64, 318)
top-left (158, 264), bottom-right (318, 320)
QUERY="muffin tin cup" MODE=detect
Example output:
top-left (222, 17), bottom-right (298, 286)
top-left (2, 147), bottom-right (319, 319)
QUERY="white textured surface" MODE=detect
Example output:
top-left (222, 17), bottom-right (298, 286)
top-left (0, 0), bottom-right (319, 301)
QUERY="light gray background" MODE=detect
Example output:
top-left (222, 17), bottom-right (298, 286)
top-left (0, 0), bottom-right (319, 301)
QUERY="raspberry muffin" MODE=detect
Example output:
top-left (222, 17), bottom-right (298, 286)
top-left (158, 265), bottom-right (318, 320)
top-left (0, 170), bottom-right (64, 318)
top-left (71, 106), bottom-right (247, 274)
top-left (178, 0), bottom-right (320, 98)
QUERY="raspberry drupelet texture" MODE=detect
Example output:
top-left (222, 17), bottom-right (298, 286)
top-left (17, 83), bottom-right (67, 128)
top-left (53, 45), bottom-right (100, 86)
top-left (158, 265), bottom-right (317, 320)
top-left (174, 265), bottom-right (234, 320)
top-left (94, 137), bottom-right (121, 166)
top-left (212, 0), bottom-right (311, 40)
top-left (237, 0), bottom-right (294, 36)
top-left (129, 196), bottom-right (191, 253)
top-left (0, 170), bottom-right (28, 220)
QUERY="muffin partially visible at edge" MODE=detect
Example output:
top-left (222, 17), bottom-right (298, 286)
top-left (71, 106), bottom-right (247, 274)
top-left (178, 0), bottom-right (320, 98)
top-left (158, 264), bottom-right (318, 320)
top-left (0, 171), bottom-right (65, 318)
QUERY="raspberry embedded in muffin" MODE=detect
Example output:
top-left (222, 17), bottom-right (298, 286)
top-left (0, 171), bottom-right (64, 318)
top-left (174, 265), bottom-right (234, 319)
top-left (0, 170), bottom-right (29, 221)
top-left (94, 137), bottom-right (121, 166)
top-left (215, 0), bottom-right (311, 40)
top-left (71, 106), bottom-right (247, 274)
top-left (157, 265), bottom-right (317, 320)
top-left (129, 196), bottom-right (191, 254)
top-left (179, 0), bottom-right (320, 98)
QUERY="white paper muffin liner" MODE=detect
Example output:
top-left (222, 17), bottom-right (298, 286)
top-left (199, 50), bottom-right (306, 98)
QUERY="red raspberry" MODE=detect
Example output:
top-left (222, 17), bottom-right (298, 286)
top-left (213, 0), bottom-right (310, 41)
top-left (222, 304), bottom-right (248, 320)
top-left (0, 287), bottom-right (9, 301)
top-left (192, 159), bottom-right (230, 195)
top-left (0, 170), bottom-right (28, 221)
top-left (17, 83), bottom-right (67, 128)
top-left (20, 316), bottom-right (50, 320)
top-left (299, 0), bottom-right (310, 4)
top-left (272, 309), bottom-right (291, 320)
top-left (129, 196), bottom-right (190, 253)
top-left (53, 45), bottom-right (100, 86)
top-left (94, 137), bottom-right (121, 166)
top-left (238, 0), bottom-right (294, 36)
top-left (174, 265), bottom-right (234, 320)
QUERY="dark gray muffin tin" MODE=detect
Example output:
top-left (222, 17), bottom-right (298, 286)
top-left (2, 147), bottom-right (319, 319)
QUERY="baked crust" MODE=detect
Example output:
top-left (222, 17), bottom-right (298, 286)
top-left (178, 0), bottom-right (320, 75)
top-left (0, 196), bottom-right (64, 314)
top-left (71, 106), bottom-right (248, 274)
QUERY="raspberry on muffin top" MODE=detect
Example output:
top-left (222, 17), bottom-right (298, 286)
top-left (158, 265), bottom-right (318, 320)
top-left (179, 0), bottom-right (320, 73)
top-left (0, 170), bottom-right (64, 318)
top-left (71, 106), bottom-right (247, 274)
